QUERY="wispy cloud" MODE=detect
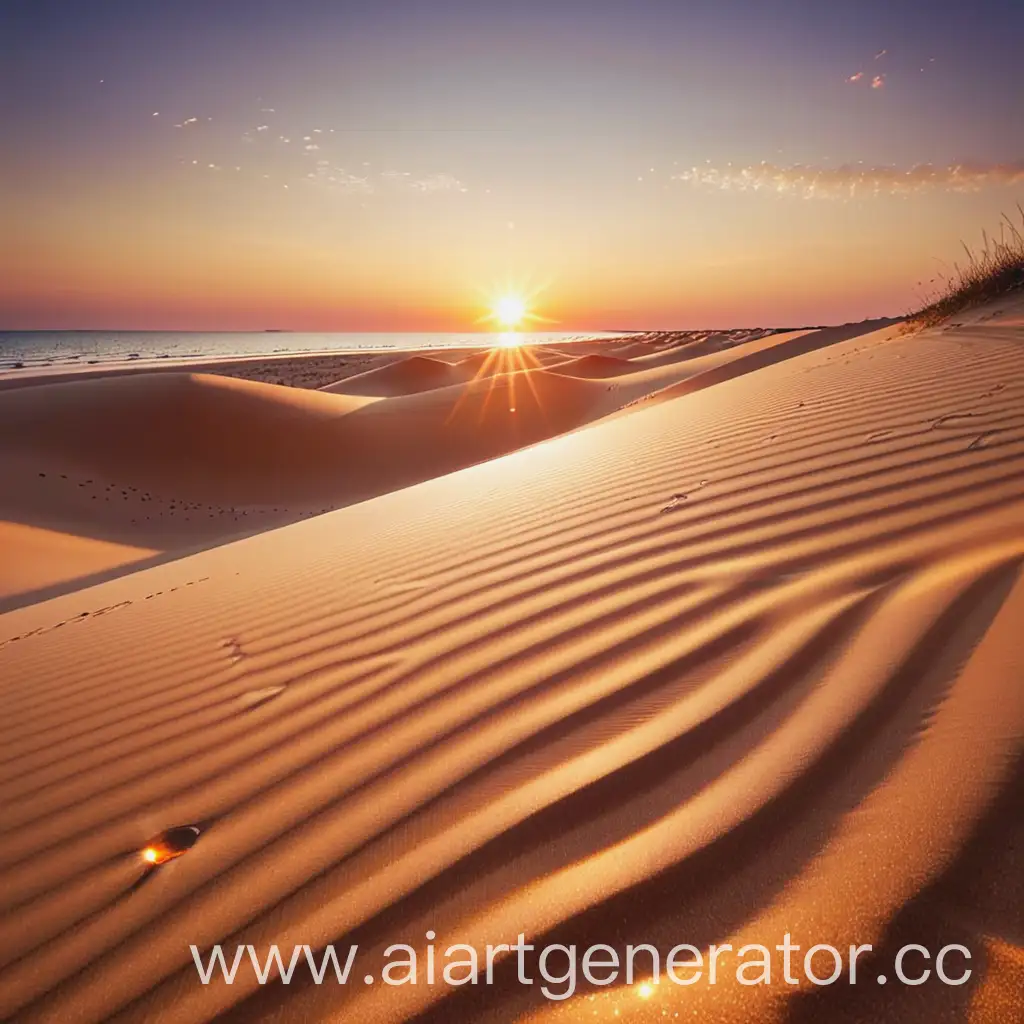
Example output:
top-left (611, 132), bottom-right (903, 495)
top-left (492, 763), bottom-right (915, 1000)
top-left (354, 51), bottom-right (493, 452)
top-left (165, 103), bottom-right (469, 198)
top-left (672, 161), bottom-right (1024, 199)
top-left (307, 162), bottom-right (374, 192)
top-left (407, 172), bottom-right (468, 193)
top-left (312, 167), bottom-right (468, 195)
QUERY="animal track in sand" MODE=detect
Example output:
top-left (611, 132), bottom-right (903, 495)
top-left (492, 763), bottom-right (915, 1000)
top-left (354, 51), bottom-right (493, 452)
top-left (932, 412), bottom-right (977, 429)
top-left (235, 686), bottom-right (287, 710)
top-left (0, 577), bottom-right (211, 650)
top-left (660, 480), bottom-right (709, 513)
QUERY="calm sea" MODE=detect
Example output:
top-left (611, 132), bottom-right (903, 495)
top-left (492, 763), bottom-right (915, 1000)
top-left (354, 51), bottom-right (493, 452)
top-left (0, 331), bottom-right (610, 372)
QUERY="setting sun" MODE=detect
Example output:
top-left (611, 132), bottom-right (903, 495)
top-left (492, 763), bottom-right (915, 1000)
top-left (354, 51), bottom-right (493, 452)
top-left (494, 296), bottom-right (527, 328)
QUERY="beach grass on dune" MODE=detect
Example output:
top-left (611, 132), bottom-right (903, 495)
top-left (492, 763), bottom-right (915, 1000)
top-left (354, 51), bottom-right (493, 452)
top-left (907, 206), bottom-right (1024, 329)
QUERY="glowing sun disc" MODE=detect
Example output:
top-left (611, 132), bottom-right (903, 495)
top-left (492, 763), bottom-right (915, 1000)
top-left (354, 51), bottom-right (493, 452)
top-left (494, 295), bottom-right (527, 328)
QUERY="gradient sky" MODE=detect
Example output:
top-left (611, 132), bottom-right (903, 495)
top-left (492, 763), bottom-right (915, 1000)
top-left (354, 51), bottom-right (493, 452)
top-left (3, 0), bottom-right (1023, 331)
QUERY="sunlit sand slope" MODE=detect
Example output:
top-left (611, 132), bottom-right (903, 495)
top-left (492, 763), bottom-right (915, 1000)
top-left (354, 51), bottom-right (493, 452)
top-left (0, 368), bottom-right (609, 606)
top-left (1, 318), bottom-right (1023, 1023)
top-left (0, 523), bottom-right (156, 606)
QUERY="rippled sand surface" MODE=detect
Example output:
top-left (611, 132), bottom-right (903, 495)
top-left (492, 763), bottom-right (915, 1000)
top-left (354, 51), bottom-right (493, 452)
top-left (1, 304), bottom-right (1022, 1022)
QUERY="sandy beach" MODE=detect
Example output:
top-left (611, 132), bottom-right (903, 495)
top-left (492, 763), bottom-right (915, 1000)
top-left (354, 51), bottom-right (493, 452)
top-left (1, 291), bottom-right (1022, 1022)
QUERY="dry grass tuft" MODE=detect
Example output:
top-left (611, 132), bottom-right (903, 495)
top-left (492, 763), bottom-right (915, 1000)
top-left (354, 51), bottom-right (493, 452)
top-left (906, 206), bottom-right (1024, 330)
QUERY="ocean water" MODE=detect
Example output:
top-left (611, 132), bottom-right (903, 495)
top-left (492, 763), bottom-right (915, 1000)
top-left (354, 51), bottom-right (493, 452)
top-left (0, 331), bottom-right (609, 372)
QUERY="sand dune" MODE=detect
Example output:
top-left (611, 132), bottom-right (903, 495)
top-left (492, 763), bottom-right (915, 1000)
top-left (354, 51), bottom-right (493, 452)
top-left (320, 355), bottom-right (466, 397)
top-left (1, 308), bottom-right (1022, 1022)
top-left (321, 348), bottom-right (573, 397)
top-left (0, 374), bottom-right (381, 605)
top-left (450, 346), bottom-right (570, 375)
top-left (0, 367), bottom-right (615, 606)
top-left (453, 350), bottom-right (526, 376)
top-left (453, 350), bottom-right (501, 374)
top-left (617, 319), bottom-right (902, 408)
top-left (546, 354), bottom-right (638, 378)
top-left (0, 367), bottom-right (610, 518)
top-left (595, 342), bottom-right (650, 359)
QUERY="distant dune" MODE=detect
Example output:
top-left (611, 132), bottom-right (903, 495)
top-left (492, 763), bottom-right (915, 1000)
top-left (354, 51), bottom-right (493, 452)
top-left (320, 354), bottom-right (465, 397)
top-left (320, 349), bottom-right (573, 397)
top-left (545, 353), bottom-right (638, 378)
top-left (449, 346), bottom-right (570, 375)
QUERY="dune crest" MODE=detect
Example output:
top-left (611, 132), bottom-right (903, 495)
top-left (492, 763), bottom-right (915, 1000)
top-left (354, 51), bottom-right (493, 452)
top-left (320, 355), bottom-right (464, 397)
top-left (546, 354), bottom-right (637, 378)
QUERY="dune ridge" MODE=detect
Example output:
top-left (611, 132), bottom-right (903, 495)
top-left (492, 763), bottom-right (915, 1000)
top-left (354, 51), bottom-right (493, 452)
top-left (319, 355), bottom-right (465, 397)
top-left (545, 354), bottom-right (637, 378)
top-left (1, 313), bottom-right (1023, 1022)
top-left (322, 347), bottom-right (573, 397)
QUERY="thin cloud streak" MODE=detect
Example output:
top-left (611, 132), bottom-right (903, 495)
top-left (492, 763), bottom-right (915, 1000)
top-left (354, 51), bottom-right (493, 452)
top-left (308, 164), bottom-right (468, 195)
top-left (673, 161), bottom-right (1024, 198)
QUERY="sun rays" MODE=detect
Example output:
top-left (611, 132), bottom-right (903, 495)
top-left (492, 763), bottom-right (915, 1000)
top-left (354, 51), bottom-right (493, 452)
top-left (474, 278), bottom-right (555, 336)
top-left (435, 277), bottom-right (563, 428)
top-left (443, 343), bottom-right (550, 427)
